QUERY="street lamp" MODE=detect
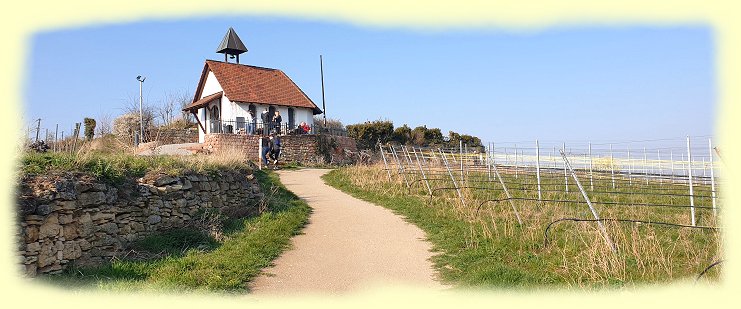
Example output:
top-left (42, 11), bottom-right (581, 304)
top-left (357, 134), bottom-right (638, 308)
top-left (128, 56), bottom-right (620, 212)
top-left (136, 75), bottom-right (146, 144)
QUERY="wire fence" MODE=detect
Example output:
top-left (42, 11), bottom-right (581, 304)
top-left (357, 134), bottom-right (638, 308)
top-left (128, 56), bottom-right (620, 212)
top-left (378, 135), bottom-right (722, 252)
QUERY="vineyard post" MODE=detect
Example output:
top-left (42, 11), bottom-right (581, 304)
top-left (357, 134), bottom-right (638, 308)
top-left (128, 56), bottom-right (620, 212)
top-left (390, 145), bottom-right (410, 188)
top-left (657, 149), bottom-right (662, 183)
top-left (487, 143), bottom-right (492, 181)
top-left (709, 138), bottom-right (717, 216)
top-left (401, 145), bottom-right (413, 165)
top-left (419, 147), bottom-right (429, 167)
top-left (560, 150), bottom-right (616, 252)
top-left (563, 143), bottom-right (568, 193)
top-left (491, 162), bottom-right (523, 225)
top-left (536, 140), bottom-right (542, 200)
top-left (379, 144), bottom-right (392, 181)
top-left (610, 144), bottom-right (616, 189)
top-left (670, 150), bottom-right (675, 183)
top-left (627, 146), bottom-right (632, 185)
top-left (589, 142), bottom-right (594, 191)
top-left (439, 148), bottom-right (465, 207)
top-left (514, 144), bottom-right (519, 179)
top-left (644, 147), bottom-right (648, 185)
top-left (53, 124), bottom-right (58, 152)
top-left (459, 140), bottom-right (464, 184)
top-left (412, 146), bottom-right (432, 196)
top-left (687, 136), bottom-right (696, 226)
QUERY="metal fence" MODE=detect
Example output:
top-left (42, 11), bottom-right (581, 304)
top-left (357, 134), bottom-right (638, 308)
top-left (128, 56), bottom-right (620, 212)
top-left (207, 119), bottom-right (347, 137)
top-left (377, 135), bottom-right (722, 250)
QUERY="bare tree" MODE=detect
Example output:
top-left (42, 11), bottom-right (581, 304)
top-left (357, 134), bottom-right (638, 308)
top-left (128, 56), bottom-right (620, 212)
top-left (122, 92), bottom-right (156, 124)
top-left (176, 90), bottom-right (194, 124)
top-left (156, 94), bottom-right (177, 126)
top-left (96, 112), bottom-right (113, 136)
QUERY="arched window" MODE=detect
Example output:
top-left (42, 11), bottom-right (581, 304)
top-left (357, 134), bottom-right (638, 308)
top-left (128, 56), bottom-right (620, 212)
top-left (209, 105), bottom-right (220, 133)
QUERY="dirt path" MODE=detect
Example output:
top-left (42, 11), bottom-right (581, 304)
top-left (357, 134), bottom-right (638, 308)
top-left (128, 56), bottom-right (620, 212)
top-left (249, 168), bottom-right (444, 295)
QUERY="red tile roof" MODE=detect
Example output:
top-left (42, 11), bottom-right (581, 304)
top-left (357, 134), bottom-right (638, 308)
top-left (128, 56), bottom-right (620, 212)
top-left (191, 60), bottom-right (322, 114)
top-left (182, 91), bottom-right (222, 111)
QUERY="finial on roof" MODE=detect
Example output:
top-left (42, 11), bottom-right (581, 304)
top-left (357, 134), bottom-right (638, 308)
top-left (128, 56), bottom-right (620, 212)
top-left (216, 27), bottom-right (248, 64)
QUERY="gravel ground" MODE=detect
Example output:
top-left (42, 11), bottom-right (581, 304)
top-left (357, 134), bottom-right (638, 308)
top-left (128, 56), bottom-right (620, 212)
top-left (138, 143), bottom-right (201, 156)
top-left (249, 168), bottom-right (445, 296)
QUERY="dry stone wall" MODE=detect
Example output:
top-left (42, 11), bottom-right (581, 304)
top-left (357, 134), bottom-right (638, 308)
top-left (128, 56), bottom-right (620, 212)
top-left (154, 127), bottom-right (199, 144)
top-left (202, 134), bottom-right (358, 165)
top-left (17, 169), bottom-right (262, 276)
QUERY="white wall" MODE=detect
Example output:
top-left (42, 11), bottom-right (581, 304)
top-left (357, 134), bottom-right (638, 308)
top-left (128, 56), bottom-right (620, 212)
top-left (194, 69), bottom-right (319, 141)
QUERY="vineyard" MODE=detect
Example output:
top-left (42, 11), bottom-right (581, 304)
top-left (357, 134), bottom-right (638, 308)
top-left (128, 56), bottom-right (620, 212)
top-left (327, 136), bottom-right (723, 286)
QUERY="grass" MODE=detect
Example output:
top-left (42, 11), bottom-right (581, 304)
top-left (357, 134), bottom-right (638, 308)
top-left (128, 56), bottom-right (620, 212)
top-left (322, 164), bottom-right (722, 289)
top-left (41, 170), bottom-right (311, 293)
top-left (20, 149), bottom-right (252, 185)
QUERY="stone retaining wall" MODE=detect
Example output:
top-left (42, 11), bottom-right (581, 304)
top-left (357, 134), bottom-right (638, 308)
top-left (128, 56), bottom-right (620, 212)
top-left (154, 127), bottom-right (199, 144)
top-left (202, 134), bottom-right (358, 165)
top-left (17, 169), bottom-right (262, 276)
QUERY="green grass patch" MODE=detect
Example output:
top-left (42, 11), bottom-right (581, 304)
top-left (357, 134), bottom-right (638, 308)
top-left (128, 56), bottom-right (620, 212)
top-left (20, 151), bottom-right (249, 185)
top-left (43, 170), bottom-right (311, 293)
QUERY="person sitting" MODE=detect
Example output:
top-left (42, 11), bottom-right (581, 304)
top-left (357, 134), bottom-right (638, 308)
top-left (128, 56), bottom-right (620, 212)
top-left (298, 121), bottom-right (311, 134)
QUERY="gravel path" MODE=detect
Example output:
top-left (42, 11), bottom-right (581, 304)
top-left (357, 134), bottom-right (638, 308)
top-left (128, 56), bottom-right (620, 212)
top-left (249, 168), bottom-right (444, 295)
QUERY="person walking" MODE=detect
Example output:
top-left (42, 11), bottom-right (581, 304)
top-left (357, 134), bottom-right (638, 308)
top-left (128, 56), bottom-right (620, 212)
top-left (270, 134), bottom-right (282, 165)
top-left (261, 135), bottom-right (272, 167)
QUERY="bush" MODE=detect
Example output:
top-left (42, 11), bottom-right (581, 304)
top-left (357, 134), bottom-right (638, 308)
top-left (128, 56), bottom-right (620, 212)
top-left (84, 118), bottom-right (96, 141)
top-left (393, 124), bottom-right (412, 145)
top-left (347, 120), bottom-right (394, 150)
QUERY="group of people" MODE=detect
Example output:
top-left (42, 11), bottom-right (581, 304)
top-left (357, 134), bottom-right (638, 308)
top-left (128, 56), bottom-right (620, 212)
top-left (242, 108), bottom-right (283, 135)
top-left (241, 108), bottom-right (312, 136)
top-left (261, 133), bottom-right (281, 168)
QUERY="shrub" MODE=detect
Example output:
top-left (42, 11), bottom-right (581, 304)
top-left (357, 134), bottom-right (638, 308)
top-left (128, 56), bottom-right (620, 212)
top-left (84, 118), bottom-right (96, 140)
top-left (347, 120), bottom-right (394, 150)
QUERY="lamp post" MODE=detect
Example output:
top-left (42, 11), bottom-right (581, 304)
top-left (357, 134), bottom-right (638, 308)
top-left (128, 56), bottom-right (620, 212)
top-left (136, 75), bottom-right (146, 143)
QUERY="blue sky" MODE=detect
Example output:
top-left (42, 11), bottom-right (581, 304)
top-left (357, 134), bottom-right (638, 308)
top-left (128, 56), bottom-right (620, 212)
top-left (25, 16), bottom-right (715, 149)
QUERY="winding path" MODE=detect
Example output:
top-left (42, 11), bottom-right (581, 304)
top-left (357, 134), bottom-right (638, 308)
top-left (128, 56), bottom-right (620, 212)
top-left (249, 168), bottom-right (444, 295)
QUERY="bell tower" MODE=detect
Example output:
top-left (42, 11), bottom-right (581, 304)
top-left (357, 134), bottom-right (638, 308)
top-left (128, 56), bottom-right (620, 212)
top-left (216, 27), bottom-right (248, 64)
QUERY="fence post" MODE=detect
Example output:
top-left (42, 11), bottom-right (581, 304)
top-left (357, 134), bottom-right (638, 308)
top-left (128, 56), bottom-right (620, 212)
top-left (670, 150), bottom-right (675, 183)
top-left (390, 145), bottom-right (410, 188)
top-left (379, 144), bottom-right (392, 181)
top-left (459, 140), bottom-right (464, 184)
top-left (439, 148), bottom-right (465, 207)
top-left (644, 147), bottom-right (648, 185)
top-left (487, 143), bottom-right (492, 181)
top-left (559, 150), bottom-right (616, 252)
top-left (589, 142), bottom-right (594, 191)
top-left (627, 146), bottom-right (632, 185)
top-left (258, 137), bottom-right (263, 170)
top-left (610, 144), bottom-right (616, 189)
top-left (412, 147), bottom-right (432, 196)
top-left (54, 124), bottom-right (59, 152)
top-left (491, 162), bottom-right (523, 225)
top-left (687, 136), bottom-right (696, 226)
top-left (657, 149), bottom-right (662, 183)
top-left (563, 143), bottom-right (568, 193)
top-left (709, 138), bottom-right (717, 216)
top-left (536, 139), bottom-right (542, 201)
top-left (514, 144), bottom-right (519, 179)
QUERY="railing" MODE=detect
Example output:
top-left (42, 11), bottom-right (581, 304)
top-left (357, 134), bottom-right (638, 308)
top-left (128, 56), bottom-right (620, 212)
top-left (207, 119), bottom-right (347, 137)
